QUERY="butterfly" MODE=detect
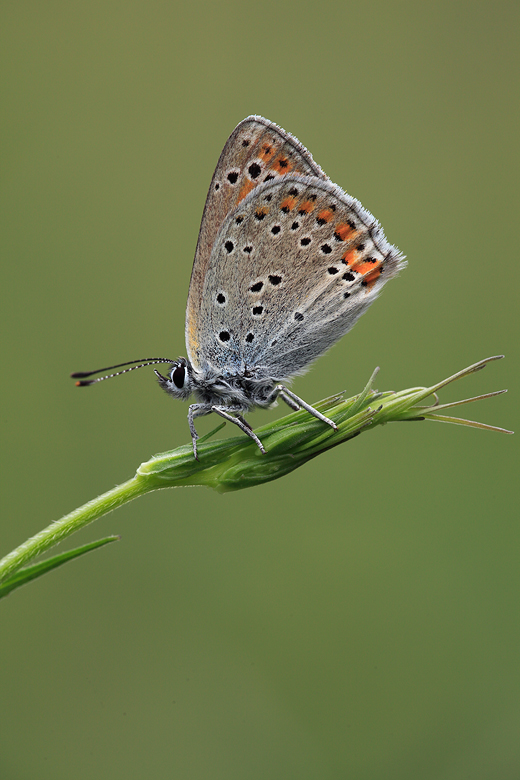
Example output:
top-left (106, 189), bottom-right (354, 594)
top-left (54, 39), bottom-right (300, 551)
top-left (73, 116), bottom-right (405, 458)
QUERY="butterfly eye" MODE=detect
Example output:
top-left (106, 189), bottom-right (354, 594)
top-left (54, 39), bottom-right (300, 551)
top-left (171, 364), bottom-right (186, 389)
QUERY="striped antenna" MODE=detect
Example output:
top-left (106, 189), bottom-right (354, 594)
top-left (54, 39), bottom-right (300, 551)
top-left (71, 358), bottom-right (175, 386)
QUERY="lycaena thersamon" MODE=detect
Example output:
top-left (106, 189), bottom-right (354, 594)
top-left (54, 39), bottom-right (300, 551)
top-left (72, 116), bottom-right (405, 458)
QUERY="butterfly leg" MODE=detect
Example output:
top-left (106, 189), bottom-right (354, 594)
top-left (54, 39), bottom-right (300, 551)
top-left (211, 406), bottom-right (266, 454)
top-left (276, 391), bottom-right (300, 411)
top-left (275, 386), bottom-right (338, 431)
top-left (188, 403), bottom-right (213, 460)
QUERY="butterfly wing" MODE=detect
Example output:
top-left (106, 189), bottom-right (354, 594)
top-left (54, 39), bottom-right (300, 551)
top-left (194, 174), bottom-right (405, 380)
top-left (185, 116), bottom-right (328, 370)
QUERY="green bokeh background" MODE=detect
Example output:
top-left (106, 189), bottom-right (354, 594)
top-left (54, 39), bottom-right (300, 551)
top-left (1, 2), bottom-right (518, 778)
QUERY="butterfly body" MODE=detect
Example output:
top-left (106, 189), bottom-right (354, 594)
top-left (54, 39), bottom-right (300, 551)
top-left (154, 116), bottom-right (405, 457)
top-left (157, 358), bottom-right (275, 411)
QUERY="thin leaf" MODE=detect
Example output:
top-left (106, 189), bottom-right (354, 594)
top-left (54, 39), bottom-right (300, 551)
top-left (0, 536), bottom-right (119, 599)
top-left (423, 413), bottom-right (513, 434)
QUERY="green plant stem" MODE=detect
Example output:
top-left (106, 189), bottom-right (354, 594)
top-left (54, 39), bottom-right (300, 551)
top-left (0, 477), bottom-right (152, 585)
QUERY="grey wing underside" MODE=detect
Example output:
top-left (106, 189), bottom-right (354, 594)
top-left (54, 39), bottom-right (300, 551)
top-left (194, 175), bottom-right (406, 381)
top-left (185, 116), bottom-right (328, 369)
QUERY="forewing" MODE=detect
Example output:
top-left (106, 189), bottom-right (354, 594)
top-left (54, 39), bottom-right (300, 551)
top-left (185, 116), bottom-right (328, 369)
top-left (195, 175), bottom-right (405, 379)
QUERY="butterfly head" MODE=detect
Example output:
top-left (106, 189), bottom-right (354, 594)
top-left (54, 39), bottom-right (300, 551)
top-left (155, 357), bottom-right (194, 400)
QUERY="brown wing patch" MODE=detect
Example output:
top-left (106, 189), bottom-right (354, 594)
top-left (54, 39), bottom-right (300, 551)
top-left (258, 143), bottom-right (276, 163)
top-left (186, 117), bottom-right (328, 368)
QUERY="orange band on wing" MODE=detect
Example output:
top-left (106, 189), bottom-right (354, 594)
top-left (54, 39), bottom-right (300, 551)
top-left (352, 260), bottom-right (379, 275)
top-left (280, 196), bottom-right (297, 211)
top-left (238, 179), bottom-right (255, 203)
top-left (334, 222), bottom-right (356, 241)
top-left (317, 209), bottom-right (334, 223)
top-left (341, 249), bottom-right (357, 266)
top-left (270, 155), bottom-right (292, 174)
top-left (363, 267), bottom-right (382, 290)
top-left (298, 200), bottom-right (315, 214)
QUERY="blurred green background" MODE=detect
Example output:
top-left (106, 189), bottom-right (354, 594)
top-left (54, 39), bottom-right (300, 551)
top-left (1, 1), bottom-right (518, 778)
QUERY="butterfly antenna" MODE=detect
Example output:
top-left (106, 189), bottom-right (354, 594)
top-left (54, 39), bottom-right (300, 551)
top-left (71, 358), bottom-right (175, 386)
